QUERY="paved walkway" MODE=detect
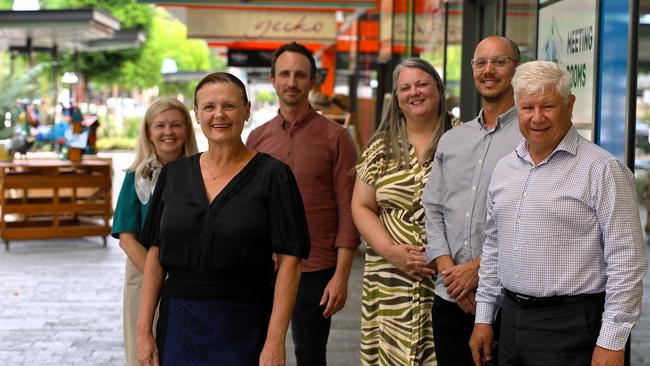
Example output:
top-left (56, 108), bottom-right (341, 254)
top-left (0, 152), bottom-right (648, 365)
top-left (0, 236), bottom-right (363, 366)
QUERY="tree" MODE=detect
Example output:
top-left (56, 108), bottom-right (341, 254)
top-left (0, 63), bottom-right (48, 138)
top-left (0, 1), bottom-right (219, 101)
top-left (119, 6), bottom-right (217, 93)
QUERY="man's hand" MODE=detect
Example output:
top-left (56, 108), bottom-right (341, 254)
top-left (591, 345), bottom-right (624, 366)
top-left (320, 275), bottom-right (348, 318)
top-left (469, 323), bottom-right (494, 366)
top-left (456, 291), bottom-right (476, 314)
top-left (441, 260), bottom-right (479, 300)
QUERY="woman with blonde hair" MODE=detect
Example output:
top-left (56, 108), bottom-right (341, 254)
top-left (112, 97), bottom-right (198, 366)
top-left (352, 58), bottom-right (451, 365)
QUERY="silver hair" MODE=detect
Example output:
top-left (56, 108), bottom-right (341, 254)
top-left (512, 61), bottom-right (572, 106)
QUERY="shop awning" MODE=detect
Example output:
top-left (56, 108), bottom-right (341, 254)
top-left (0, 9), bottom-right (130, 52)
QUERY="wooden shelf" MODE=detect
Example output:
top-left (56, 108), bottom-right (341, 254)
top-left (0, 158), bottom-right (113, 250)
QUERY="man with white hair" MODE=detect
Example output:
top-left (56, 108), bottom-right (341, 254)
top-left (469, 60), bottom-right (647, 366)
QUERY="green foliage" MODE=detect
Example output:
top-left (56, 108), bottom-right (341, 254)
top-left (41, 0), bottom-right (152, 29)
top-left (123, 116), bottom-right (141, 138)
top-left (0, 1), bottom-right (218, 100)
top-left (121, 7), bottom-right (215, 92)
top-left (30, 1), bottom-right (156, 87)
top-left (0, 63), bottom-right (48, 136)
top-left (255, 90), bottom-right (277, 104)
top-left (96, 136), bottom-right (136, 151)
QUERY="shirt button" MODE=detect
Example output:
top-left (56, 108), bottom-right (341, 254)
top-left (466, 212), bottom-right (470, 217)
top-left (514, 246), bottom-right (518, 251)
top-left (472, 185), bottom-right (476, 190)
top-left (478, 159), bottom-right (483, 164)
top-left (464, 240), bottom-right (468, 246)
top-left (522, 192), bottom-right (527, 197)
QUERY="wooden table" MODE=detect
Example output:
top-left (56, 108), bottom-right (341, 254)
top-left (0, 158), bottom-right (112, 250)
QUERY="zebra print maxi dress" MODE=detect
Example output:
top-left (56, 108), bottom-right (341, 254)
top-left (357, 137), bottom-right (437, 366)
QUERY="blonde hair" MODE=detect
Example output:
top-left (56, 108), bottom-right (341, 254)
top-left (367, 58), bottom-right (451, 167)
top-left (128, 97), bottom-right (199, 171)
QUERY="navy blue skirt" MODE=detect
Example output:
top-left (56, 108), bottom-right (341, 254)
top-left (156, 273), bottom-right (273, 366)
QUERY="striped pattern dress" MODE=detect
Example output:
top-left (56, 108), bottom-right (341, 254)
top-left (357, 137), bottom-right (437, 365)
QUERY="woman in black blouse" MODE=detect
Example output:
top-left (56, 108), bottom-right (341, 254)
top-left (135, 72), bottom-right (310, 366)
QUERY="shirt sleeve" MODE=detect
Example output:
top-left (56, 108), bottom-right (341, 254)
top-left (594, 159), bottom-right (648, 350)
top-left (356, 137), bottom-right (384, 186)
top-left (269, 162), bottom-right (311, 259)
top-left (111, 172), bottom-right (140, 238)
top-left (474, 182), bottom-right (503, 324)
top-left (423, 142), bottom-right (452, 263)
top-left (139, 164), bottom-right (169, 249)
top-left (332, 129), bottom-right (360, 249)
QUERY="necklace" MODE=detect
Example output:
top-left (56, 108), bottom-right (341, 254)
top-left (203, 148), bottom-right (247, 182)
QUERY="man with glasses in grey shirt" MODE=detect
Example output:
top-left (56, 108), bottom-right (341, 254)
top-left (420, 36), bottom-right (522, 366)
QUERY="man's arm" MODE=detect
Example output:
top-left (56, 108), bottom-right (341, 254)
top-left (331, 129), bottom-right (359, 250)
top-left (320, 247), bottom-right (354, 317)
top-left (474, 187), bottom-right (502, 324)
top-left (422, 142), bottom-right (479, 312)
top-left (441, 257), bottom-right (479, 313)
top-left (593, 160), bottom-right (648, 351)
top-left (323, 130), bottom-right (360, 316)
top-left (469, 187), bottom-right (502, 366)
top-left (422, 147), bottom-right (453, 265)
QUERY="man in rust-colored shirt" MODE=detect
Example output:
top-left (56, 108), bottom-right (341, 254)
top-left (247, 42), bottom-right (359, 366)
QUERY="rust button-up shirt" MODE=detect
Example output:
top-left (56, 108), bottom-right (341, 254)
top-left (246, 109), bottom-right (360, 272)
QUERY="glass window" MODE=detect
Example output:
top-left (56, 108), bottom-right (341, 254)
top-left (505, 0), bottom-right (537, 62)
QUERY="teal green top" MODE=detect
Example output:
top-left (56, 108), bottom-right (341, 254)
top-left (111, 171), bottom-right (150, 240)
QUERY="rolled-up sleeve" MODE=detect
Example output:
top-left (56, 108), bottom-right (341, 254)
top-left (423, 148), bottom-right (452, 263)
top-left (332, 129), bottom-right (360, 249)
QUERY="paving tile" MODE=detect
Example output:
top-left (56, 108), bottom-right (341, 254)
top-left (0, 152), bottom-right (647, 366)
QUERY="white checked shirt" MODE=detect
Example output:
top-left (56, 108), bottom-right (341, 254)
top-left (475, 126), bottom-right (648, 350)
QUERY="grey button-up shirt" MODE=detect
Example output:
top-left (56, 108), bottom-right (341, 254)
top-left (423, 107), bottom-right (521, 302)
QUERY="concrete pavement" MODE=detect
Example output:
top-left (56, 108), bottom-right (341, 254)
top-left (0, 236), bottom-right (363, 366)
top-left (0, 151), bottom-right (648, 365)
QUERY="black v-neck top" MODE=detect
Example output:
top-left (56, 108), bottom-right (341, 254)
top-left (141, 152), bottom-right (310, 281)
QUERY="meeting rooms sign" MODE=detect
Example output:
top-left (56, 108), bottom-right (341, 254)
top-left (538, 0), bottom-right (597, 138)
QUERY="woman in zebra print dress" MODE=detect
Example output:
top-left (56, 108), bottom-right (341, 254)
top-left (352, 58), bottom-right (452, 365)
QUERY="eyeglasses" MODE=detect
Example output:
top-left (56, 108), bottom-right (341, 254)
top-left (470, 56), bottom-right (518, 70)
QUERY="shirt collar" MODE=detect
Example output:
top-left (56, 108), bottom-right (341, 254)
top-left (278, 108), bottom-right (318, 131)
top-left (516, 125), bottom-right (579, 163)
top-left (477, 105), bottom-right (518, 131)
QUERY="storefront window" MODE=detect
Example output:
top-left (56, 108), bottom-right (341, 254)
top-left (635, 2), bottom-right (650, 239)
top-left (445, 1), bottom-right (462, 115)
top-left (505, 0), bottom-right (537, 62)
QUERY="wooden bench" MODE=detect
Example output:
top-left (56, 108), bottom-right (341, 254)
top-left (0, 158), bottom-right (112, 250)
